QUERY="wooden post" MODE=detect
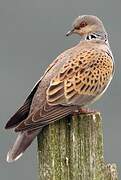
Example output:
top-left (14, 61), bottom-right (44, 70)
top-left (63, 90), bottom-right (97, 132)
top-left (37, 113), bottom-right (118, 180)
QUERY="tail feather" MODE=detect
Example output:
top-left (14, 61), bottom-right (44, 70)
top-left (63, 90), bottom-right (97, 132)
top-left (6, 129), bottom-right (41, 163)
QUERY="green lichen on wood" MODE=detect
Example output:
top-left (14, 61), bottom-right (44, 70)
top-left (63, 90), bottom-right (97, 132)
top-left (37, 113), bottom-right (118, 180)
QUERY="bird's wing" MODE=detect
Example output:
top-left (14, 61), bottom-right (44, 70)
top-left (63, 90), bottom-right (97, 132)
top-left (5, 58), bottom-right (59, 129)
top-left (47, 47), bottom-right (113, 105)
top-left (15, 47), bottom-right (113, 132)
top-left (5, 80), bottom-right (41, 129)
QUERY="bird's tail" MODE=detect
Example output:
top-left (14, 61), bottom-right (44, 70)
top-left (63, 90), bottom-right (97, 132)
top-left (6, 129), bottom-right (41, 163)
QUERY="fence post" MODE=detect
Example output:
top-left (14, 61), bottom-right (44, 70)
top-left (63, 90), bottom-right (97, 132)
top-left (37, 112), bottom-right (118, 180)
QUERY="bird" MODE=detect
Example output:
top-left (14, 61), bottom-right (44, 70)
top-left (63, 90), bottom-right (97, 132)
top-left (5, 15), bottom-right (114, 163)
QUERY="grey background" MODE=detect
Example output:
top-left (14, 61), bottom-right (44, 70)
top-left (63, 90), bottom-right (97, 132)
top-left (0, 0), bottom-right (120, 179)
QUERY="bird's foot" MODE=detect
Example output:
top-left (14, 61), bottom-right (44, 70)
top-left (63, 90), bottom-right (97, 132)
top-left (73, 107), bottom-right (97, 116)
top-left (80, 107), bottom-right (97, 114)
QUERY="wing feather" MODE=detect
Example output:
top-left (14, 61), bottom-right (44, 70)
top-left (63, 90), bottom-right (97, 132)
top-left (15, 105), bottom-right (76, 132)
top-left (5, 80), bottom-right (40, 129)
top-left (47, 48), bottom-right (113, 106)
top-left (5, 57), bottom-right (60, 129)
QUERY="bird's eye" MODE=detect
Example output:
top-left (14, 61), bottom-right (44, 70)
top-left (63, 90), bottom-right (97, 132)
top-left (80, 21), bottom-right (87, 28)
top-left (75, 21), bottom-right (87, 30)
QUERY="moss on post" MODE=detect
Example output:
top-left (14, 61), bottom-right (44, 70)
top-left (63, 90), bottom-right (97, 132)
top-left (37, 113), bottom-right (118, 180)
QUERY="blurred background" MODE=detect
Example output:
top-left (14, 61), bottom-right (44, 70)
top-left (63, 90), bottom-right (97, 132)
top-left (0, 0), bottom-right (121, 179)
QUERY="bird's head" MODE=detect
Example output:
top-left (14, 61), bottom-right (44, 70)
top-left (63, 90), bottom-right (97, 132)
top-left (66, 15), bottom-right (107, 41)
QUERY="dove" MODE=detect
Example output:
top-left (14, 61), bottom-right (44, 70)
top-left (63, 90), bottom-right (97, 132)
top-left (5, 15), bottom-right (114, 162)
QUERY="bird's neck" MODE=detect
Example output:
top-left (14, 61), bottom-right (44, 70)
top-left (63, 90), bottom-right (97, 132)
top-left (80, 31), bottom-right (108, 42)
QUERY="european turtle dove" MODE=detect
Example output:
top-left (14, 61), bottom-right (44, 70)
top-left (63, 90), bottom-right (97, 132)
top-left (5, 15), bottom-right (114, 162)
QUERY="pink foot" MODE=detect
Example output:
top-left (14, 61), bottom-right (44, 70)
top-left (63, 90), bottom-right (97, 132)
top-left (80, 107), bottom-right (97, 114)
top-left (72, 107), bottom-right (97, 115)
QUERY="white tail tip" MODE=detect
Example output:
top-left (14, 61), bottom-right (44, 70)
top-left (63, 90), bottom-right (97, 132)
top-left (6, 150), bottom-right (23, 163)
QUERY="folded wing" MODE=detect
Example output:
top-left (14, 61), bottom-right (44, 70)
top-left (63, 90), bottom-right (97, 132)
top-left (15, 47), bottom-right (113, 132)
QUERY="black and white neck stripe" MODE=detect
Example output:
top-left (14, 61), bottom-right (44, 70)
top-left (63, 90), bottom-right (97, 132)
top-left (86, 32), bottom-right (107, 42)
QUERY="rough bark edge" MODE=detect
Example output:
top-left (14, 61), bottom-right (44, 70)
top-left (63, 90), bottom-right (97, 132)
top-left (105, 163), bottom-right (118, 180)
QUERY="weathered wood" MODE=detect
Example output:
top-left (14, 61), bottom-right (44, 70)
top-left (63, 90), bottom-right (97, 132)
top-left (37, 113), bottom-right (118, 180)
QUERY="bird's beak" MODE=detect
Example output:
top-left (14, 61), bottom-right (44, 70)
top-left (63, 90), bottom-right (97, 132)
top-left (66, 28), bottom-right (75, 36)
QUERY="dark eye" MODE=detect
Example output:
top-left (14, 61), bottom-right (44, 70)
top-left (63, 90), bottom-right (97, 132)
top-left (80, 21), bottom-right (87, 28)
top-left (75, 21), bottom-right (87, 30)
